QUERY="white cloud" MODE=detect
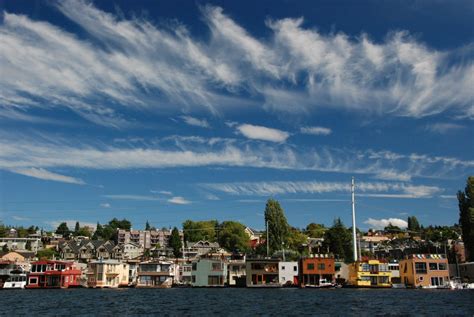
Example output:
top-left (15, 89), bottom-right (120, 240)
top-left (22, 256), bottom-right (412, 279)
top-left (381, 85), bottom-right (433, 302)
top-left (2, 1), bottom-right (471, 125)
top-left (300, 126), bottom-right (332, 136)
top-left (374, 170), bottom-right (412, 182)
top-left (168, 196), bottom-right (191, 205)
top-left (12, 216), bottom-right (30, 221)
top-left (236, 124), bottom-right (289, 142)
top-left (102, 195), bottom-right (161, 201)
top-left (364, 218), bottom-right (408, 229)
top-left (100, 203), bottom-right (111, 208)
top-left (10, 167), bottom-right (85, 185)
top-left (180, 116), bottom-right (210, 128)
top-left (205, 193), bottom-right (220, 200)
top-left (439, 195), bottom-right (456, 199)
top-left (425, 123), bottom-right (466, 134)
top-left (150, 190), bottom-right (173, 196)
top-left (203, 180), bottom-right (441, 198)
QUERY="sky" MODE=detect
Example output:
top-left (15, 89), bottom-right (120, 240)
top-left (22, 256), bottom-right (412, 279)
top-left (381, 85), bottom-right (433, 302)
top-left (0, 0), bottom-right (473, 232)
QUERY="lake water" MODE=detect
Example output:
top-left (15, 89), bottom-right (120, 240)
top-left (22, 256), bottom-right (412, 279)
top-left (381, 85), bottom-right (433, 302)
top-left (1, 288), bottom-right (473, 316)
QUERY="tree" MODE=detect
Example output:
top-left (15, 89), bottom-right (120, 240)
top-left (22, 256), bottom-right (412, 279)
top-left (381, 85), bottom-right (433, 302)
top-left (407, 216), bottom-right (421, 232)
top-left (458, 176), bottom-right (474, 261)
top-left (74, 222), bottom-right (80, 236)
top-left (182, 220), bottom-right (218, 242)
top-left (55, 222), bottom-right (70, 237)
top-left (264, 199), bottom-right (290, 254)
top-left (145, 221), bottom-right (151, 231)
top-left (305, 223), bottom-right (326, 238)
top-left (2, 244), bottom-right (8, 253)
top-left (168, 227), bottom-right (182, 258)
top-left (384, 223), bottom-right (401, 233)
top-left (92, 222), bottom-right (103, 240)
top-left (0, 222), bottom-right (6, 238)
top-left (218, 221), bottom-right (250, 253)
top-left (323, 218), bottom-right (353, 262)
top-left (25, 240), bottom-right (32, 251)
top-left (37, 248), bottom-right (57, 260)
top-left (287, 227), bottom-right (308, 254)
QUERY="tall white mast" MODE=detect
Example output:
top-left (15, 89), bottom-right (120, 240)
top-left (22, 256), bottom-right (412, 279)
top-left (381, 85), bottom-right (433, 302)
top-left (352, 176), bottom-right (358, 262)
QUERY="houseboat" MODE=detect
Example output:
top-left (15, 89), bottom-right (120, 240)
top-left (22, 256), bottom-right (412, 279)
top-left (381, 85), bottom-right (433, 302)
top-left (191, 258), bottom-right (227, 287)
top-left (347, 258), bottom-right (392, 288)
top-left (399, 254), bottom-right (449, 288)
top-left (246, 259), bottom-right (280, 287)
top-left (3, 268), bottom-right (27, 289)
top-left (87, 259), bottom-right (129, 288)
top-left (26, 260), bottom-right (81, 289)
top-left (137, 261), bottom-right (176, 288)
top-left (299, 255), bottom-right (336, 288)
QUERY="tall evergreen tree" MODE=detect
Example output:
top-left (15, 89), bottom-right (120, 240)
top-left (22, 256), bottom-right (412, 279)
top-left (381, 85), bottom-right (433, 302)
top-left (74, 221), bottom-right (80, 235)
top-left (458, 176), bottom-right (474, 261)
top-left (323, 218), bottom-right (353, 262)
top-left (55, 222), bottom-right (70, 237)
top-left (407, 216), bottom-right (420, 232)
top-left (92, 222), bottom-right (103, 240)
top-left (145, 220), bottom-right (151, 231)
top-left (168, 227), bottom-right (182, 258)
top-left (264, 199), bottom-right (290, 254)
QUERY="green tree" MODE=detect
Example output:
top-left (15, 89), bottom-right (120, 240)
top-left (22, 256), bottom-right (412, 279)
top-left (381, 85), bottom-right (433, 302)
top-left (458, 176), bottom-right (474, 261)
top-left (218, 221), bottom-right (250, 253)
top-left (92, 222), bottom-right (103, 240)
top-left (305, 223), bottom-right (326, 238)
top-left (55, 222), bottom-right (70, 237)
top-left (0, 222), bottom-right (6, 238)
top-left (168, 227), bottom-right (183, 258)
top-left (74, 222), bottom-right (80, 236)
top-left (2, 244), bottom-right (8, 253)
top-left (37, 248), bottom-right (57, 260)
top-left (264, 199), bottom-right (290, 254)
top-left (25, 240), bottom-right (32, 251)
top-left (384, 223), bottom-right (402, 233)
top-left (182, 220), bottom-right (218, 242)
top-left (287, 227), bottom-right (308, 254)
top-left (323, 218), bottom-right (353, 262)
top-left (407, 216), bottom-right (421, 232)
top-left (145, 221), bottom-right (151, 231)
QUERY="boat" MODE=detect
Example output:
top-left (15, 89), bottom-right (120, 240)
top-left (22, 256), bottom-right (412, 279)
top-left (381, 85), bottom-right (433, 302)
top-left (302, 278), bottom-right (336, 288)
top-left (3, 269), bottom-right (27, 289)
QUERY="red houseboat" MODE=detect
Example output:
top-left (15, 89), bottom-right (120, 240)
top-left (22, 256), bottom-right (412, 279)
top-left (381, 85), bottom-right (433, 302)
top-left (26, 260), bottom-right (81, 289)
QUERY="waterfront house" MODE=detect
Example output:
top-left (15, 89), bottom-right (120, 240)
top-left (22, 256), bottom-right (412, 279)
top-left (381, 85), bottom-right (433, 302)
top-left (179, 262), bottom-right (193, 285)
top-left (299, 255), bottom-right (335, 287)
top-left (127, 259), bottom-right (140, 286)
top-left (0, 237), bottom-right (42, 253)
top-left (58, 239), bottom-right (116, 261)
top-left (26, 260), bottom-right (81, 288)
top-left (137, 261), bottom-right (176, 288)
top-left (87, 260), bottom-right (129, 288)
top-left (113, 242), bottom-right (143, 260)
top-left (228, 259), bottom-right (246, 286)
top-left (399, 254), bottom-right (449, 288)
top-left (191, 258), bottom-right (227, 287)
top-left (279, 261), bottom-right (298, 286)
top-left (347, 258), bottom-right (391, 287)
top-left (183, 240), bottom-right (222, 259)
top-left (389, 261), bottom-right (401, 284)
top-left (246, 259), bottom-right (280, 287)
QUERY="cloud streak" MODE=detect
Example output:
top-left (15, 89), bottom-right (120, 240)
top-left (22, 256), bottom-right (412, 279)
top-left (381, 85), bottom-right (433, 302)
top-left (1, 0), bottom-right (472, 126)
top-left (11, 167), bottom-right (85, 185)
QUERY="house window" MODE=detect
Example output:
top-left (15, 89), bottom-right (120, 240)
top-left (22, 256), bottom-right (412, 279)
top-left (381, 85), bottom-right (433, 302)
top-left (192, 263), bottom-right (197, 271)
top-left (438, 263), bottom-right (447, 270)
top-left (293, 266), bottom-right (297, 271)
top-left (211, 262), bottom-right (222, 271)
top-left (429, 263), bottom-right (438, 270)
top-left (282, 266), bottom-right (285, 270)
top-left (415, 262), bottom-right (427, 274)
top-left (317, 263), bottom-right (325, 270)
top-left (307, 263), bottom-right (315, 270)
top-left (29, 277), bottom-right (38, 284)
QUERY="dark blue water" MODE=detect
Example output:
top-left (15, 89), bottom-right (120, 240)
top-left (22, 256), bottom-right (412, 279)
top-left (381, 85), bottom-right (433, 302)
top-left (1, 288), bottom-right (473, 316)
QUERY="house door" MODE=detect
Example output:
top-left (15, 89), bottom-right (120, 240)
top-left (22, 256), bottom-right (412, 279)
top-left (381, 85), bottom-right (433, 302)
top-left (370, 276), bottom-right (378, 286)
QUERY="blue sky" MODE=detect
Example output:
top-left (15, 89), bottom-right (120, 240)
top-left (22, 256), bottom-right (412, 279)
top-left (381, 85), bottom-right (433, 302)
top-left (0, 0), bottom-right (473, 231)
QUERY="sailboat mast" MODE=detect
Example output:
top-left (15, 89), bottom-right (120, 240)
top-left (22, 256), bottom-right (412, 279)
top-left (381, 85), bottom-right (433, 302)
top-left (352, 176), bottom-right (358, 262)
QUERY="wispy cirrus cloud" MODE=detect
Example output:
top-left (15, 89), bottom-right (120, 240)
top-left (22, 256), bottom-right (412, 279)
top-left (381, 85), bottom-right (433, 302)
top-left (300, 126), bottom-right (332, 136)
top-left (10, 167), bottom-right (85, 185)
top-left (425, 123), bottom-right (466, 134)
top-left (180, 116), bottom-right (210, 128)
top-left (202, 180), bottom-right (442, 198)
top-left (0, 133), bottom-right (472, 184)
top-left (102, 195), bottom-right (161, 201)
top-left (1, 0), bottom-right (472, 126)
top-left (236, 124), bottom-right (289, 142)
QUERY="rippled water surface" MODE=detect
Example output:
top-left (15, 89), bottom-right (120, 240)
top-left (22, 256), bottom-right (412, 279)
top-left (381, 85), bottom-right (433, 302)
top-left (2, 288), bottom-right (473, 316)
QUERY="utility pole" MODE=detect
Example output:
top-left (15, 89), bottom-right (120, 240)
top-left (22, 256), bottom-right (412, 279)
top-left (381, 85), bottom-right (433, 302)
top-left (352, 176), bottom-right (358, 262)
top-left (266, 219), bottom-right (269, 258)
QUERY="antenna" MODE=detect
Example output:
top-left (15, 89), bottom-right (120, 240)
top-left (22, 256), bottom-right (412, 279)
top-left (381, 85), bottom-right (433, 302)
top-left (352, 176), bottom-right (358, 262)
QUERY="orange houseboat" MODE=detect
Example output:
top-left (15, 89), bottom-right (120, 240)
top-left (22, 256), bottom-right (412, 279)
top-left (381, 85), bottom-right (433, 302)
top-left (26, 260), bottom-right (81, 289)
top-left (299, 255), bottom-right (336, 287)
